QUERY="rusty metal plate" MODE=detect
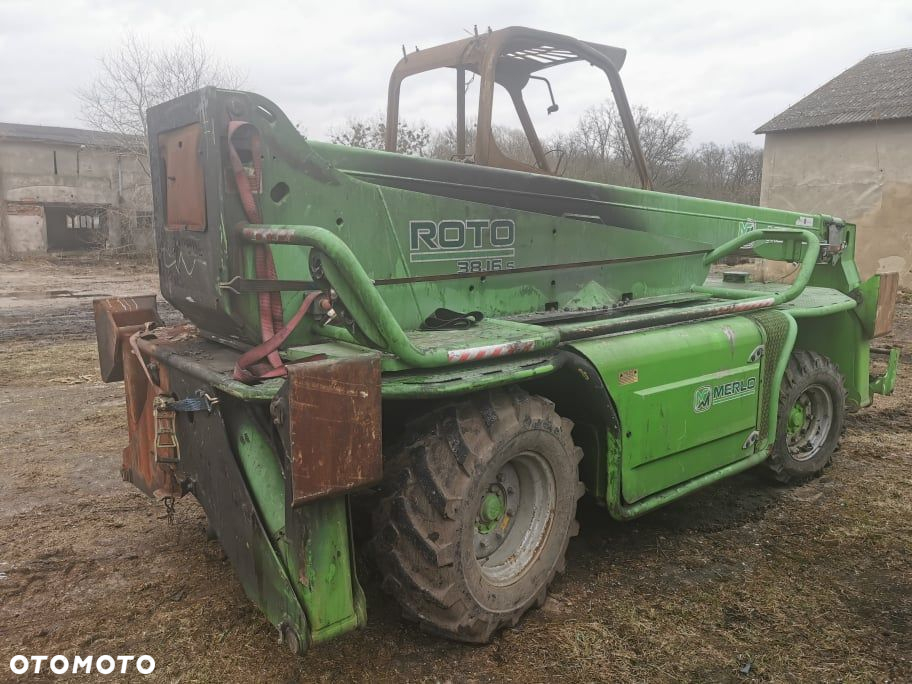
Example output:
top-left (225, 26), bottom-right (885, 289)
top-left (286, 353), bottom-right (382, 506)
top-left (93, 295), bottom-right (161, 382)
top-left (159, 122), bottom-right (206, 231)
top-left (875, 271), bottom-right (899, 338)
top-left (120, 338), bottom-right (180, 498)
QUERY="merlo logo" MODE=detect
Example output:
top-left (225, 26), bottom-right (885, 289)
top-left (693, 385), bottom-right (712, 413)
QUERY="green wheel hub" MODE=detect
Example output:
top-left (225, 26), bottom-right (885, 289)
top-left (473, 452), bottom-right (557, 585)
top-left (477, 489), bottom-right (507, 534)
top-left (785, 384), bottom-right (834, 462)
top-left (787, 404), bottom-right (806, 435)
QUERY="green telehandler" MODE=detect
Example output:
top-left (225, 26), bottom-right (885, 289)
top-left (93, 26), bottom-right (900, 652)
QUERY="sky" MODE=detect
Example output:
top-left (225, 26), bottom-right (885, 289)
top-left (1, 0), bottom-right (911, 146)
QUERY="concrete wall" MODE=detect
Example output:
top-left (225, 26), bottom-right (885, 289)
top-left (759, 119), bottom-right (912, 285)
top-left (0, 138), bottom-right (151, 253)
top-left (5, 203), bottom-right (45, 251)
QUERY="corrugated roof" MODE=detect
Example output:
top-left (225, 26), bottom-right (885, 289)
top-left (0, 122), bottom-right (132, 148)
top-left (756, 48), bottom-right (912, 134)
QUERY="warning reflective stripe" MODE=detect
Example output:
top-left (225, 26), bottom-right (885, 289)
top-left (447, 340), bottom-right (536, 363)
top-left (724, 297), bottom-right (776, 312)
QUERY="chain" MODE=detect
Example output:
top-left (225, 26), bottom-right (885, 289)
top-left (163, 496), bottom-right (176, 525)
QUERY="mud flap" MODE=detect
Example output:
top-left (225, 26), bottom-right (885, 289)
top-left (280, 353), bottom-right (383, 506)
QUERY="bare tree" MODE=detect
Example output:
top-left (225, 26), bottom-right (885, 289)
top-left (78, 32), bottom-right (244, 176)
top-left (612, 105), bottom-right (691, 189)
top-left (686, 142), bottom-right (763, 204)
top-left (572, 103), bottom-right (614, 162)
top-left (76, 33), bottom-right (243, 252)
top-left (330, 114), bottom-right (432, 156)
top-left (562, 103), bottom-right (691, 189)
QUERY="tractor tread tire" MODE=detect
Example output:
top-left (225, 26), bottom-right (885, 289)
top-left (372, 387), bottom-right (583, 643)
top-left (767, 350), bottom-right (846, 485)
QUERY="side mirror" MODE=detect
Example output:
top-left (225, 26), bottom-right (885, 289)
top-left (530, 75), bottom-right (560, 116)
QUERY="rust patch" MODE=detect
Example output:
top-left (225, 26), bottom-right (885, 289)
top-left (120, 337), bottom-right (180, 498)
top-left (286, 353), bottom-right (383, 505)
top-left (159, 122), bottom-right (206, 231)
top-left (93, 296), bottom-right (161, 383)
top-left (150, 322), bottom-right (198, 343)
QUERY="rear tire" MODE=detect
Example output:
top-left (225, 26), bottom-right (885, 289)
top-left (767, 350), bottom-right (846, 484)
top-left (372, 388), bottom-right (583, 643)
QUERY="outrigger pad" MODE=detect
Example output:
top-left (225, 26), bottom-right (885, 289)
top-left (284, 352), bottom-right (383, 506)
top-left (93, 295), bottom-right (161, 382)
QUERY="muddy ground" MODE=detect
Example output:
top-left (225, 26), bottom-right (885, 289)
top-left (0, 255), bottom-right (910, 682)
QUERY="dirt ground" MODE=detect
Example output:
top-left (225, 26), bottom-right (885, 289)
top-left (1, 255), bottom-right (910, 683)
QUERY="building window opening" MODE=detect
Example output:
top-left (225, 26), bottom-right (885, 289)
top-left (46, 205), bottom-right (106, 251)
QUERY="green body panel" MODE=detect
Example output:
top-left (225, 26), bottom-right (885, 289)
top-left (592, 312), bottom-right (799, 520)
top-left (259, 172), bottom-right (713, 338)
top-left (572, 317), bottom-right (763, 503)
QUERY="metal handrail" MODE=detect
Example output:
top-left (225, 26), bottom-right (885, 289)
top-left (240, 225), bottom-right (821, 368)
top-left (695, 228), bottom-right (820, 306)
top-left (240, 224), bottom-right (559, 368)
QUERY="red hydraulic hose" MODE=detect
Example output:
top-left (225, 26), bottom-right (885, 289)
top-left (227, 121), bottom-right (319, 382)
top-left (233, 291), bottom-right (324, 382)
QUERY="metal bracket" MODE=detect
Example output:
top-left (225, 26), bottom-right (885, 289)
top-left (219, 275), bottom-right (317, 295)
top-left (742, 430), bottom-right (760, 450)
top-left (870, 346), bottom-right (901, 396)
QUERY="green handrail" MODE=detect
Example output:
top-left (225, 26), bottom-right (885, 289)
top-left (242, 224), bottom-right (451, 367)
top-left (695, 228), bottom-right (820, 306)
top-left (241, 224), bottom-right (560, 368)
top-left (241, 225), bottom-right (820, 369)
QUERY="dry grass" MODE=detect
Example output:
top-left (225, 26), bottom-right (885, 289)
top-left (0, 339), bottom-right (101, 386)
top-left (0, 284), bottom-right (910, 681)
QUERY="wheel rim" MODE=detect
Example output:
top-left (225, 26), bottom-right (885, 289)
top-left (785, 384), bottom-right (833, 462)
top-left (473, 451), bottom-right (556, 585)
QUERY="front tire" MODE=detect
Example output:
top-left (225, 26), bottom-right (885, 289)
top-left (767, 350), bottom-right (846, 484)
top-left (372, 388), bottom-right (583, 643)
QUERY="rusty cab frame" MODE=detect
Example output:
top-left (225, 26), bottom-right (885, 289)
top-left (384, 25), bottom-right (652, 187)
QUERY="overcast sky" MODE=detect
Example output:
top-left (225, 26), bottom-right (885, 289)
top-left (1, 0), bottom-right (911, 146)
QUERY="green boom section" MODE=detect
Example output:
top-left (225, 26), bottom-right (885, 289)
top-left (149, 88), bottom-right (868, 352)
